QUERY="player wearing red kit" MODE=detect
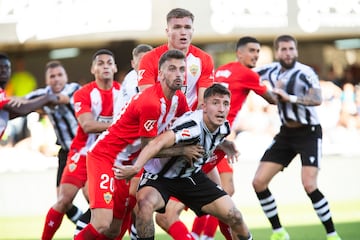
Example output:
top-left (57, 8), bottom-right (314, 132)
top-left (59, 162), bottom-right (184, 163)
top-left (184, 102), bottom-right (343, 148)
top-left (135, 8), bottom-right (215, 240)
top-left (75, 50), bottom-right (202, 240)
top-left (41, 49), bottom-right (121, 240)
top-left (191, 37), bottom-right (277, 240)
top-left (138, 14), bottom-right (214, 110)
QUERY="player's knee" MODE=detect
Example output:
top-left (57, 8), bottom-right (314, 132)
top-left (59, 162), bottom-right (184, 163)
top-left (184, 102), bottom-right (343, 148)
top-left (252, 177), bottom-right (265, 191)
top-left (97, 222), bottom-right (119, 238)
top-left (223, 184), bottom-right (235, 196)
top-left (251, 177), bottom-right (259, 190)
top-left (104, 227), bottom-right (120, 239)
top-left (221, 207), bottom-right (242, 229)
top-left (303, 182), bottom-right (317, 194)
top-left (56, 195), bottom-right (74, 212)
top-left (136, 198), bottom-right (155, 220)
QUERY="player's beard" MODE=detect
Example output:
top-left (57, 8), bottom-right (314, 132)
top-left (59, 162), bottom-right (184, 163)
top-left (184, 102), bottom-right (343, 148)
top-left (167, 77), bottom-right (183, 91)
top-left (279, 58), bottom-right (296, 70)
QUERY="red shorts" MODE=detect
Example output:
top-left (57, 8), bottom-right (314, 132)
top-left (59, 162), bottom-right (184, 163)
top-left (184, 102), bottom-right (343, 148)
top-left (87, 152), bottom-right (135, 219)
top-left (216, 157), bottom-right (233, 174)
top-left (60, 150), bottom-right (87, 188)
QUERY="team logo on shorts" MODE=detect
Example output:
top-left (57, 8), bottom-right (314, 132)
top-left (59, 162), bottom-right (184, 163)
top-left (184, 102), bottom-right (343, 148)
top-left (69, 163), bottom-right (77, 172)
top-left (104, 192), bottom-right (112, 204)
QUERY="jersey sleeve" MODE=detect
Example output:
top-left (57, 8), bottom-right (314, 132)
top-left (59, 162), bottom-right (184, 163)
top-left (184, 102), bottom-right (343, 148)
top-left (245, 71), bottom-right (268, 95)
top-left (303, 67), bottom-right (321, 89)
top-left (137, 103), bottom-right (161, 138)
top-left (172, 118), bottom-right (201, 145)
top-left (137, 51), bottom-right (158, 86)
top-left (73, 87), bottom-right (92, 118)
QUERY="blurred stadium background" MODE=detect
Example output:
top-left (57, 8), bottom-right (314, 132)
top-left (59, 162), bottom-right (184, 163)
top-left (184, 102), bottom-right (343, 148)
top-left (0, 0), bottom-right (359, 238)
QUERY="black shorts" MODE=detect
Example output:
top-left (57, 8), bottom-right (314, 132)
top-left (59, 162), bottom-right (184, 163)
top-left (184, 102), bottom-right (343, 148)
top-left (57, 148), bottom-right (69, 187)
top-left (261, 125), bottom-right (322, 168)
top-left (138, 170), bottom-right (227, 216)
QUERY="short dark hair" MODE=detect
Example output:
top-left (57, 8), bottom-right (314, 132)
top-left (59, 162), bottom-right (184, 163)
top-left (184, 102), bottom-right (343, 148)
top-left (274, 35), bottom-right (297, 50)
top-left (132, 44), bottom-right (153, 58)
top-left (167, 8), bottom-right (194, 23)
top-left (92, 49), bottom-right (114, 61)
top-left (204, 84), bottom-right (231, 100)
top-left (0, 53), bottom-right (10, 61)
top-left (45, 60), bottom-right (63, 72)
top-left (158, 49), bottom-right (185, 70)
top-left (236, 36), bottom-right (260, 50)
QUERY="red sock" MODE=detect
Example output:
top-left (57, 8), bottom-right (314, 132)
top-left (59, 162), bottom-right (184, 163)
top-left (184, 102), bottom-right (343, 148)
top-left (41, 208), bottom-right (65, 240)
top-left (74, 224), bottom-right (99, 240)
top-left (168, 220), bottom-right (194, 240)
top-left (203, 215), bottom-right (218, 237)
top-left (117, 195), bottom-right (137, 240)
top-left (191, 215), bottom-right (207, 235)
top-left (118, 207), bottom-right (133, 239)
top-left (218, 220), bottom-right (232, 240)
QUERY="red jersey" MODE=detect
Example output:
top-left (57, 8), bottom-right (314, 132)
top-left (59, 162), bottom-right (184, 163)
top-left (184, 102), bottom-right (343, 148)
top-left (88, 82), bottom-right (189, 166)
top-left (0, 88), bottom-right (10, 138)
top-left (137, 44), bottom-right (214, 110)
top-left (215, 61), bottom-right (267, 126)
top-left (71, 81), bottom-right (121, 155)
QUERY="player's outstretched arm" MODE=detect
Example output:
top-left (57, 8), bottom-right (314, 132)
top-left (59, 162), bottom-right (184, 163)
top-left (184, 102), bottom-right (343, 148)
top-left (6, 94), bottom-right (59, 119)
top-left (114, 130), bottom-right (176, 180)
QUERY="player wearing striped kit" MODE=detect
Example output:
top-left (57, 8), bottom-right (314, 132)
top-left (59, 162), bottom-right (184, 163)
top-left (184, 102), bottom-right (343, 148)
top-left (252, 35), bottom-right (342, 240)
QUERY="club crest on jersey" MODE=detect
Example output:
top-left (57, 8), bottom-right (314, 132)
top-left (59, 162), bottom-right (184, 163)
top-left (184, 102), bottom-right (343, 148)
top-left (144, 120), bottom-right (156, 131)
top-left (189, 64), bottom-right (199, 77)
top-left (103, 192), bottom-right (112, 204)
top-left (69, 163), bottom-right (77, 172)
top-left (74, 102), bottom-right (81, 113)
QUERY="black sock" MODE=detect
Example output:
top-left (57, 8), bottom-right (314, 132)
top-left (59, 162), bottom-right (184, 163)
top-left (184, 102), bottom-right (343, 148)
top-left (256, 188), bottom-right (282, 230)
top-left (74, 208), bottom-right (91, 236)
top-left (308, 189), bottom-right (335, 234)
top-left (65, 205), bottom-right (83, 224)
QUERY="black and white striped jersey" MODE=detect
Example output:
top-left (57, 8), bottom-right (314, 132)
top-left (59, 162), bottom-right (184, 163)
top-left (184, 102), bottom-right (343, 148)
top-left (255, 62), bottom-right (321, 125)
top-left (25, 82), bottom-right (81, 150)
top-left (143, 110), bottom-right (230, 178)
